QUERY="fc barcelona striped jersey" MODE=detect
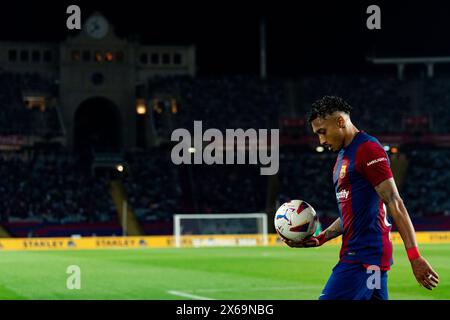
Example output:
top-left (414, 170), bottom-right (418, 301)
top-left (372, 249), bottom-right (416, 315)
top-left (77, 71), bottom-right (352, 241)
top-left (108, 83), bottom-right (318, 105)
top-left (333, 130), bottom-right (393, 270)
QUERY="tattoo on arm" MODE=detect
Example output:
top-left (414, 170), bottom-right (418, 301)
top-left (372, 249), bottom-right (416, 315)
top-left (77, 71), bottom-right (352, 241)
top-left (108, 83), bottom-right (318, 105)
top-left (324, 218), bottom-right (343, 240)
top-left (375, 178), bottom-right (418, 249)
top-left (375, 178), bottom-right (401, 205)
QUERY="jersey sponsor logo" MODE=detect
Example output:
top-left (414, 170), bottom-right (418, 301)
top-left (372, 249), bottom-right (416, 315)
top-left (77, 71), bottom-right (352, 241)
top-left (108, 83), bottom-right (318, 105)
top-left (336, 189), bottom-right (349, 200)
top-left (339, 164), bottom-right (347, 178)
top-left (367, 157), bottom-right (387, 167)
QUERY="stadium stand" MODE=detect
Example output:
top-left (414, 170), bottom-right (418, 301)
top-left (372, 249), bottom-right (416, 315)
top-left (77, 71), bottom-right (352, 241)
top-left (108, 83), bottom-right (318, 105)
top-left (122, 149), bottom-right (182, 232)
top-left (278, 150), bottom-right (336, 216)
top-left (0, 71), bottom-right (62, 136)
top-left (298, 74), bottom-right (412, 133)
top-left (1, 70), bottom-right (450, 236)
top-left (148, 75), bottom-right (284, 132)
top-left (190, 163), bottom-right (268, 214)
top-left (0, 147), bottom-right (118, 236)
top-left (423, 75), bottom-right (450, 133)
top-left (402, 148), bottom-right (450, 217)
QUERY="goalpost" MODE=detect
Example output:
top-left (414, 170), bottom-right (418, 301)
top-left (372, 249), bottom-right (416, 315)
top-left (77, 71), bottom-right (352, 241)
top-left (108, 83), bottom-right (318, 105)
top-left (173, 213), bottom-right (268, 248)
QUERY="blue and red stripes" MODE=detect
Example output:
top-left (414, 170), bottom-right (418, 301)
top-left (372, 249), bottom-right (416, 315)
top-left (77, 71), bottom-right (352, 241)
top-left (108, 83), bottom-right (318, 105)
top-left (335, 155), bottom-right (354, 260)
top-left (378, 200), bottom-right (393, 269)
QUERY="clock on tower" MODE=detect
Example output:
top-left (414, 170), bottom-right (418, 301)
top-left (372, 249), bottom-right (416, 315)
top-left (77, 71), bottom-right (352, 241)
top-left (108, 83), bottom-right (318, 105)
top-left (85, 15), bottom-right (109, 39)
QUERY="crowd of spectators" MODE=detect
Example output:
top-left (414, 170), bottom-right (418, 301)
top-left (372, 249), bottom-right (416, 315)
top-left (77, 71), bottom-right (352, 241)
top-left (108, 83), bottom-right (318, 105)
top-left (278, 149), bottom-right (337, 217)
top-left (299, 74), bottom-right (412, 133)
top-left (423, 75), bottom-right (450, 133)
top-left (299, 73), bottom-right (450, 134)
top-left (1, 71), bottom-right (450, 232)
top-left (2, 145), bottom-right (449, 229)
top-left (191, 164), bottom-right (267, 214)
top-left (0, 72), bottom-right (31, 134)
top-left (402, 148), bottom-right (450, 217)
top-left (3, 71), bottom-right (56, 94)
top-left (123, 149), bottom-right (182, 222)
top-left (121, 151), bottom-right (268, 221)
top-left (0, 148), bottom-right (116, 223)
top-left (147, 75), bottom-right (285, 135)
top-left (0, 71), bottom-right (61, 136)
top-left (145, 73), bottom-right (450, 139)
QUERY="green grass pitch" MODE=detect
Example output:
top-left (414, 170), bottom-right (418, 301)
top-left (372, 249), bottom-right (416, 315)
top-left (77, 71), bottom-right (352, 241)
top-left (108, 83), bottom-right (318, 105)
top-left (0, 243), bottom-right (448, 299)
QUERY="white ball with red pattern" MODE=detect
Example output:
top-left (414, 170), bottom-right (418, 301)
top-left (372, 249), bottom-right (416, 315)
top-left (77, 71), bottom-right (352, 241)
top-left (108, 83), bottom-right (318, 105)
top-left (274, 200), bottom-right (318, 242)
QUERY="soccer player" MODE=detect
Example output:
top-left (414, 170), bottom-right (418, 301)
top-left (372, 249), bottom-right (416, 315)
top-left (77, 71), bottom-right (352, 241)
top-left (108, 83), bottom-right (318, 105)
top-left (283, 96), bottom-right (439, 300)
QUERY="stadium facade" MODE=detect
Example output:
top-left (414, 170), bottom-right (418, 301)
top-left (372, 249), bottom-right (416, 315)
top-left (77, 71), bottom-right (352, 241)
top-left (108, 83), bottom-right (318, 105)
top-left (0, 12), bottom-right (196, 150)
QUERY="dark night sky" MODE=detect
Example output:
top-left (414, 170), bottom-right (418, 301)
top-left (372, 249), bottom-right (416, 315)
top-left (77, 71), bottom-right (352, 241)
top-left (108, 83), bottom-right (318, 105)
top-left (1, 1), bottom-right (450, 76)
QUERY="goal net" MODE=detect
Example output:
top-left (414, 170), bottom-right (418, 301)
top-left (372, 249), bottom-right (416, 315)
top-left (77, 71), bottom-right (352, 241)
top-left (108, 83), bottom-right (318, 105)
top-left (173, 213), bottom-right (268, 248)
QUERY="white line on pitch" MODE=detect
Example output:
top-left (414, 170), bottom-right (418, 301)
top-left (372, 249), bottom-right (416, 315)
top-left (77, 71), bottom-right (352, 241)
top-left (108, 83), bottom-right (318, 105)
top-left (167, 290), bottom-right (214, 300)
top-left (193, 285), bottom-right (321, 293)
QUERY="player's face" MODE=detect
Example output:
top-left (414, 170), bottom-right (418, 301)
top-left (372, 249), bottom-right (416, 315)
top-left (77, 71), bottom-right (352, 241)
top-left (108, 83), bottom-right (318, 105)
top-left (311, 116), bottom-right (345, 152)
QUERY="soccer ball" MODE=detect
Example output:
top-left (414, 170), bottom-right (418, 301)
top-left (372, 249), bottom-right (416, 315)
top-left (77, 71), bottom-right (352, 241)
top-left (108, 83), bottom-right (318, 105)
top-left (274, 200), bottom-right (318, 242)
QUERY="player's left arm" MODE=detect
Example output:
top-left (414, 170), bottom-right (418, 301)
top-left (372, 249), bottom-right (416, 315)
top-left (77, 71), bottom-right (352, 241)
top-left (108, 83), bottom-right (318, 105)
top-left (375, 177), bottom-right (439, 290)
top-left (357, 141), bottom-right (439, 290)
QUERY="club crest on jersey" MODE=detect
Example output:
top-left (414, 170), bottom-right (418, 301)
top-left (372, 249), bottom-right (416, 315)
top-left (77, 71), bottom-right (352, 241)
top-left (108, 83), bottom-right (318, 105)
top-left (339, 165), bottom-right (347, 179)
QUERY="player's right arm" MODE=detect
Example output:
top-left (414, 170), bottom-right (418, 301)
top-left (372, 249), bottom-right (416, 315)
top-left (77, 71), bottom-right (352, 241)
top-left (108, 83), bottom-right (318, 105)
top-left (283, 217), bottom-right (342, 248)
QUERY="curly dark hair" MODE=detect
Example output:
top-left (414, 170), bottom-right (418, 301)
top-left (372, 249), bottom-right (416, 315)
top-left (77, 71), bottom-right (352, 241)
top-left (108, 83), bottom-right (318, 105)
top-left (307, 96), bottom-right (352, 122)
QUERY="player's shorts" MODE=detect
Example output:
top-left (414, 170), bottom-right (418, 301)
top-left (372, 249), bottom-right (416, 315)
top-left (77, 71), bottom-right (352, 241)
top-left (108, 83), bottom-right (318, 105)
top-left (318, 262), bottom-right (388, 300)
